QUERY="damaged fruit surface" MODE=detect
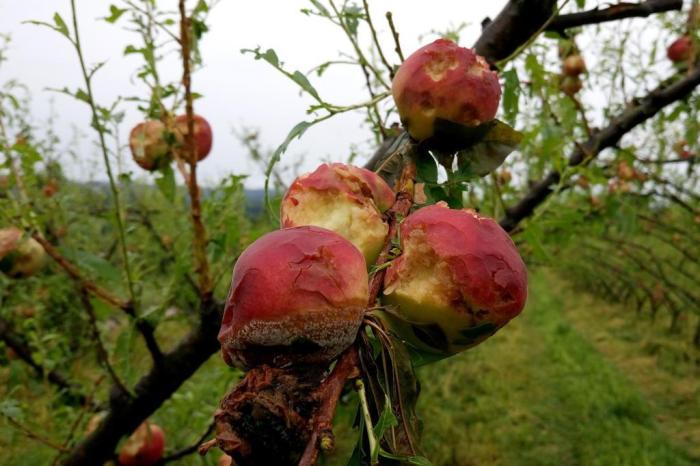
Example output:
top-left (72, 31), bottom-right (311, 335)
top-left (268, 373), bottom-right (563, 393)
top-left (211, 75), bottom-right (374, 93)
top-left (392, 38), bottom-right (501, 141)
top-left (117, 422), bottom-right (165, 466)
top-left (0, 227), bottom-right (46, 278)
top-left (218, 226), bottom-right (368, 368)
top-left (281, 163), bottom-right (395, 264)
top-left (382, 203), bottom-right (527, 356)
top-left (128, 120), bottom-right (172, 171)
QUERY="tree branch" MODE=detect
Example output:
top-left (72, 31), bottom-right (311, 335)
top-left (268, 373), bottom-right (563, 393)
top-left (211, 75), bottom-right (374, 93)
top-left (499, 64), bottom-right (700, 232)
top-left (59, 298), bottom-right (222, 466)
top-left (546, 0), bottom-right (683, 33)
top-left (473, 0), bottom-right (557, 64)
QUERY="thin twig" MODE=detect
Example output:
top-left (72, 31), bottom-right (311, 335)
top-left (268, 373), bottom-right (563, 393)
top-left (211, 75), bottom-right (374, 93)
top-left (362, 0), bottom-right (394, 78)
top-left (385, 12), bottom-right (404, 62)
top-left (1, 413), bottom-right (69, 452)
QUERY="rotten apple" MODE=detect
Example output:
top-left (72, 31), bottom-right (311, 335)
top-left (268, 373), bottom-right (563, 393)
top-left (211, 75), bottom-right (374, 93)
top-left (174, 114), bottom-right (213, 161)
top-left (218, 226), bottom-right (369, 368)
top-left (117, 422), bottom-right (165, 466)
top-left (128, 120), bottom-right (172, 171)
top-left (382, 203), bottom-right (527, 356)
top-left (280, 163), bottom-right (395, 264)
top-left (0, 227), bottom-right (46, 278)
top-left (392, 38), bottom-right (501, 141)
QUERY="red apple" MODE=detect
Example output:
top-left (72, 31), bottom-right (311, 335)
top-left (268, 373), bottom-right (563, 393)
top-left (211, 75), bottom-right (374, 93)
top-left (392, 39), bottom-right (501, 141)
top-left (382, 203), bottom-right (527, 356)
top-left (667, 36), bottom-right (693, 63)
top-left (559, 75), bottom-right (582, 96)
top-left (218, 226), bottom-right (369, 368)
top-left (562, 54), bottom-right (586, 76)
top-left (280, 163), bottom-right (395, 264)
top-left (118, 422), bottom-right (165, 466)
top-left (128, 120), bottom-right (172, 171)
top-left (0, 227), bottom-right (46, 278)
top-left (174, 114), bottom-right (213, 161)
top-left (42, 180), bottom-right (59, 198)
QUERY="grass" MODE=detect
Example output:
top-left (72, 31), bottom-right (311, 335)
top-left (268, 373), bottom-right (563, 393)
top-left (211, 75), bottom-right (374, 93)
top-left (417, 270), bottom-right (700, 466)
top-left (2, 269), bottom-right (699, 465)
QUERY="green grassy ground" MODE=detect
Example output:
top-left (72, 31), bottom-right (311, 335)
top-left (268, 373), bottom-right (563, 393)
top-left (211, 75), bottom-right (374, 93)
top-left (2, 270), bottom-right (699, 465)
top-left (417, 270), bottom-right (700, 466)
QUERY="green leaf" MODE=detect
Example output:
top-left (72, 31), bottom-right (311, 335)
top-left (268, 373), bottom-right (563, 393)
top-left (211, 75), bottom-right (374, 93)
top-left (373, 397), bottom-right (399, 439)
top-left (264, 120), bottom-right (314, 215)
top-left (379, 450), bottom-right (434, 466)
top-left (290, 71), bottom-right (321, 102)
top-left (456, 120), bottom-right (523, 178)
top-left (52, 13), bottom-right (70, 37)
top-left (309, 0), bottom-right (330, 17)
top-left (155, 164), bottom-right (176, 202)
top-left (502, 68), bottom-right (520, 125)
top-left (104, 5), bottom-right (128, 24)
top-left (416, 152), bottom-right (438, 184)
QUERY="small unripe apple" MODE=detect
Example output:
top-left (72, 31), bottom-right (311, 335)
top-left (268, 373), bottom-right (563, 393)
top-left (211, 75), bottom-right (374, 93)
top-left (498, 170), bottom-right (512, 185)
top-left (667, 36), bottom-right (693, 63)
top-left (0, 228), bottom-right (46, 278)
top-left (281, 163), bottom-right (395, 264)
top-left (382, 203), bottom-right (527, 356)
top-left (562, 54), bottom-right (586, 76)
top-left (559, 75), bottom-right (582, 96)
top-left (392, 39), bottom-right (501, 141)
top-left (118, 422), bottom-right (165, 466)
top-left (218, 226), bottom-right (369, 368)
top-left (129, 120), bottom-right (172, 171)
top-left (617, 161), bottom-right (635, 181)
top-left (42, 180), bottom-right (59, 198)
top-left (174, 114), bottom-right (213, 161)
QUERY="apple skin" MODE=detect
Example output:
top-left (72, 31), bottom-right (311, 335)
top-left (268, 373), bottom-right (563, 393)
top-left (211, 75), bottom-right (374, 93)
top-left (382, 203), bottom-right (527, 356)
top-left (281, 163), bottom-right (395, 264)
top-left (392, 39), bottom-right (501, 141)
top-left (559, 75), bottom-right (582, 96)
top-left (218, 226), bottom-right (369, 369)
top-left (118, 422), bottom-right (165, 466)
top-left (0, 228), bottom-right (46, 278)
top-left (218, 455), bottom-right (233, 466)
top-left (667, 36), bottom-right (693, 63)
top-left (562, 54), bottom-right (586, 76)
top-left (129, 121), bottom-right (172, 171)
top-left (174, 114), bottom-right (213, 161)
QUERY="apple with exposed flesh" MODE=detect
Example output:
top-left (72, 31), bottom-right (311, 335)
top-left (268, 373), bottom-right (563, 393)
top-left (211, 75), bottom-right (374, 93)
top-left (0, 228), bottom-right (46, 278)
top-left (174, 114), bottom-right (213, 162)
top-left (392, 39), bottom-right (501, 141)
top-left (382, 203), bottom-right (527, 356)
top-left (128, 120), bottom-right (172, 171)
top-left (280, 163), bottom-right (395, 264)
top-left (118, 422), bottom-right (165, 466)
top-left (218, 226), bottom-right (369, 368)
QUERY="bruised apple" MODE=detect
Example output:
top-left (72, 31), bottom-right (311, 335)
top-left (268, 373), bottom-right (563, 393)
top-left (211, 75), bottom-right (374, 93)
top-left (280, 163), bottom-right (395, 264)
top-left (382, 203), bottom-right (527, 356)
top-left (174, 114), bottom-right (213, 161)
top-left (392, 39), bottom-right (501, 141)
top-left (0, 228), bottom-right (46, 278)
top-left (128, 120), bottom-right (172, 171)
top-left (118, 422), bottom-right (165, 466)
top-left (218, 226), bottom-right (369, 368)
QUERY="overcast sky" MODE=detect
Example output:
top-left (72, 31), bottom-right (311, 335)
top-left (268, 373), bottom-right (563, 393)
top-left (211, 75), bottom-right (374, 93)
top-left (0, 0), bottom-right (508, 187)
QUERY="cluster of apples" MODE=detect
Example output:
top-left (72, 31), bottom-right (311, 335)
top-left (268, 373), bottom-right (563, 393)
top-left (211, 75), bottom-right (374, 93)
top-left (0, 227), bottom-right (46, 279)
top-left (558, 42), bottom-right (586, 97)
top-left (217, 39), bottom-right (527, 373)
top-left (128, 114), bottom-right (213, 171)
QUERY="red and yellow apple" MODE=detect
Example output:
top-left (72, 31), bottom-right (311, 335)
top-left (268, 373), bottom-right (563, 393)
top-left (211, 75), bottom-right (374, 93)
top-left (174, 114), bottom-right (213, 162)
top-left (392, 39), bottom-right (501, 141)
top-left (281, 163), bottom-right (395, 264)
top-left (218, 226), bottom-right (369, 368)
top-left (667, 36), bottom-right (693, 63)
top-left (128, 120), bottom-right (172, 171)
top-left (562, 54), bottom-right (586, 76)
top-left (118, 422), bottom-right (165, 466)
top-left (382, 203), bottom-right (527, 356)
top-left (0, 228), bottom-right (46, 278)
